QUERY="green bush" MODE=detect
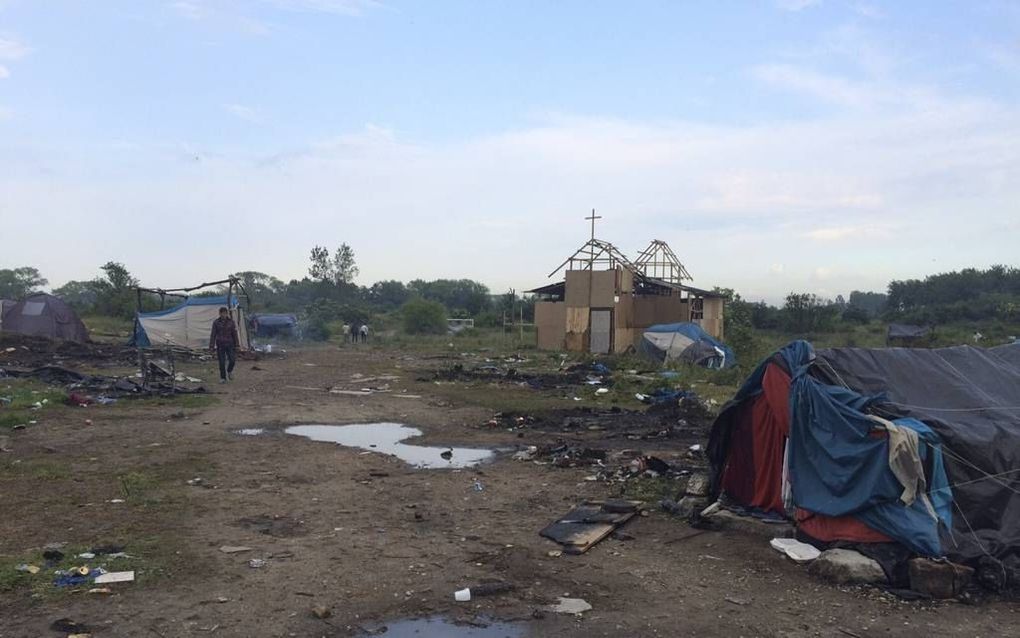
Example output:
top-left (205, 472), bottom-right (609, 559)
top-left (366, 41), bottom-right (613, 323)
top-left (401, 297), bottom-right (448, 335)
top-left (304, 297), bottom-right (339, 341)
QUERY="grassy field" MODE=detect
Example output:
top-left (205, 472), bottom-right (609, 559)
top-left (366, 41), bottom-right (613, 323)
top-left (81, 314), bottom-right (134, 342)
top-left (0, 379), bottom-right (67, 429)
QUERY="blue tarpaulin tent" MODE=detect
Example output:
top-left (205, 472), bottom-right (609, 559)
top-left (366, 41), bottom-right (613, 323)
top-left (639, 322), bottom-right (736, 368)
top-left (131, 296), bottom-right (249, 350)
top-left (709, 339), bottom-right (1020, 565)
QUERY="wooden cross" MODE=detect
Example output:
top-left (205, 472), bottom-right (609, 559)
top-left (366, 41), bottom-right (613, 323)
top-left (586, 209), bottom-right (602, 241)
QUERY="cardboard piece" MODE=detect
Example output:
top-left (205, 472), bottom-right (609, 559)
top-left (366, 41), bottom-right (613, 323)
top-left (94, 571), bottom-right (135, 584)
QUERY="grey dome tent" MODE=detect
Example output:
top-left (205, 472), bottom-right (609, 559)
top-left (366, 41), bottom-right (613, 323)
top-left (0, 293), bottom-right (90, 343)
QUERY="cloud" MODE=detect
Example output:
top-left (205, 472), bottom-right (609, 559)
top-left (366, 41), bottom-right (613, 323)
top-left (0, 36), bottom-right (29, 60)
top-left (802, 224), bottom-right (894, 241)
top-left (169, 1), bottom-right (206, 20)
top-left (753, 64), bottom-right (881, 108)
top-left (260, 0), bottom-right (382, 15)
top-left (776, 0), bottom-right (821, 11)
top-left (222, 103), bottom-right (263, 123)
top-left (0, 64), bottom-right (8, 79)
top-left (2, 52), bottom-right (1018, 301)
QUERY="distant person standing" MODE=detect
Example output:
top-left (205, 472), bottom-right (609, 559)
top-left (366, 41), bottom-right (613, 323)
top-left (359, 324), bottom-right (369, 343)
top-left (209, 307), bottom-right (240, 384)
top-left (342, 323), bottom-right (351, 344)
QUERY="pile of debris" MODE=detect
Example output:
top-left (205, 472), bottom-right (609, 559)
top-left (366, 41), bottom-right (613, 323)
top-left (0, 333), bottom-right (137, 369)
top-left (484, 405), bottom-right (711, 442)
top-left (1, 365), bottom-right (206, 399)
top-left (424, 361), bottom-right (614, 391)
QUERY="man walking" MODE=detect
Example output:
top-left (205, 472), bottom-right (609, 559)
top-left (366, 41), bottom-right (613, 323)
top-left (209, 307), bottom-right (240, 384)
top-left (359, 323), bottom-right (369, 343)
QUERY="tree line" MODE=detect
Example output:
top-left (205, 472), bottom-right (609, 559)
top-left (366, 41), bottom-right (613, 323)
top-left (0, 244), bottom-right (535, 338)
top-left (4, 257), bottom-right (1015, 338)
top-left (720, 264), bottom-right (1020, 335)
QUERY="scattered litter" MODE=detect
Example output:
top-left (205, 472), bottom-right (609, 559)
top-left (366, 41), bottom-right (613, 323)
top-left (453, 581), bottom-right (513, 602)
top-left (770, 537), bottom-right (820, 564)
top-left (248, 558), bottom-right (268, 569)
top-left (594, 388), bottom-right (609, 395)
top-left (78, 553), bottom-right (96, 559)
top-left (15, 564), bottom-right (39, 574)
top-left (94, 570), bottom-right (134, 584)
top-left (88, 587), bottom-right (113, 595)
top-left (472, 479), bottom-right (485, 492)
top-left (725, 595), bottom-right (750, 606)
top-left (219, 545), bottom-right (253, 554)
top-left (548, 597), bottom-right (592, 614)
top-left (540, 499), bottom-right (642, 554)
top-left (54, 568), bottom-right (103, 587)
top-left (512, 446), bottom-right (538, 461)
top-left (311, 605), bottom-right (332, 619)
top-left (108, 498), bottom-right (125, 504)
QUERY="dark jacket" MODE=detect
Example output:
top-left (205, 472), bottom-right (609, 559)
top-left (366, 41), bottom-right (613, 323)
top-left (209, 316), bottom-right (240, 349)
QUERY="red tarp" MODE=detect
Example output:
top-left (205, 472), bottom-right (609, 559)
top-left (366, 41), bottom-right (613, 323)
top-left (720, 364), bottom-right (790, 514)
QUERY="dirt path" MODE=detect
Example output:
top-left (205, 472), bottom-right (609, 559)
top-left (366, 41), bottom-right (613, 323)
top-left (1, 345), bottom-right (1017, 637)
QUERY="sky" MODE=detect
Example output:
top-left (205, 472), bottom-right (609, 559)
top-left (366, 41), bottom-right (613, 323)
top-left (0, 0), bottom-right (1018, 304)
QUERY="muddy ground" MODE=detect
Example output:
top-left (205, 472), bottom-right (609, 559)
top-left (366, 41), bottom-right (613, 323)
top-left (1, 344), bottom-right (1017, 637)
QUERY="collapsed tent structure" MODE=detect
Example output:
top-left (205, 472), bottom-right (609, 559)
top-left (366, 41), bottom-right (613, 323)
top-left (131, 296), bottom-right (250, 350)
top-left (708, 340), bottom-right (1020, 572)
top-left (0, 293), bottom-right (90, 343)
top-left (639, 322), bottom-right (735, 368)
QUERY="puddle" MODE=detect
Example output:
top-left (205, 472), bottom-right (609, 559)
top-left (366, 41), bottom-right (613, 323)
top-left (284, 423), bottom-right (493, 469)
top-left (237, 428), bottom-right (264, 436)
top-left (360, 616), bottom-right (525, 637)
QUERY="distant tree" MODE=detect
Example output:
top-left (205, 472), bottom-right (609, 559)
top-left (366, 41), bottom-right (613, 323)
top-left (749, 302), bottom-right (782, 329)
top-left (367, 280), bottom-right (410, 310)
top-left (842, 304), bottom-right (870, 325)
top-left (0, 266), bottom-right (47, 299)
top-left (782, 292), bottom-right (838, 332)
top-left (51, 280), bottom-right (100, 311)
top-left (834, 294), bottom-right (847, 309)
top-left (332, 244), bottom-right (359, 284)
top-left (92, 262), bottom-right (139, 318)
top-left (886, 265), bottom-right (1020, 322)
top-left (232, 271), bottom-right (285, 310)
top-left (309, 246), bottom-right (332, 283)
top-left (308, 244), bottom-right (359, 286)
top-left (401, 297), bottom-right (448, 335)
top-left (847, 290), bottom-right (887, 318)
top-left (407, 279), bottom-right (491, 316)
top-left (303, 297), bottom-right (339, 341)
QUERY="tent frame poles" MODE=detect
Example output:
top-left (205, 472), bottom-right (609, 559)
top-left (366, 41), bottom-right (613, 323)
top-left (134, 277), bottom-right (252, 313)
top-left (133, 276), bottom-right (254, 350)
